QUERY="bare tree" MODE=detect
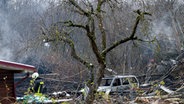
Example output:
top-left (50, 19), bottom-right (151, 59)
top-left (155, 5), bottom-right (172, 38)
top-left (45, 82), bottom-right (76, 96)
top-left (41, 0), bottom-right (151, 103)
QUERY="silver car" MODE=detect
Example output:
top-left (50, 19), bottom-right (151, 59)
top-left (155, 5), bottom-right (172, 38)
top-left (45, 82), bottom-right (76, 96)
top-left (80, 75), bottom-right (139, 100)
top-left (97, 75), bottom-right (139, 94)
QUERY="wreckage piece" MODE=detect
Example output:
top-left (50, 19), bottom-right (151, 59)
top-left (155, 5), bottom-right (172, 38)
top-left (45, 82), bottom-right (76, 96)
top-left (134, 95), bottom-right (183, 104)
top-left (51, 91), bottom-right (71, 98)
top-left (175, 85), bottom-right (184, 92)
top-left (17, 96), bottom-right (73, 104)
top-left (159, 65), bottom-right (177, 81)
top-left (134, 84), bottom-right (184, 103)
top-left (169, 84), bottom-right (184, 97)
top-left (159, 85), bottom-right (174, 94)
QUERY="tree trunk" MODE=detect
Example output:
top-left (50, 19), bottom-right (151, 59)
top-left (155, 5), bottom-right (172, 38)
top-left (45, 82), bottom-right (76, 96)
top-left (84, 64), bottom-right (106, 104)
top-left (84, 85), bottom-right (96, 104)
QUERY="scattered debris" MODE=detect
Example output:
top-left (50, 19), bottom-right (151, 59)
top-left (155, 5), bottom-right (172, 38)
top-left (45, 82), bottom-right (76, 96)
top-left (49, 91), bottom-right (71, 99)
top-left (159, 85), bottom-right (174, 94)
top-left (16, 50), bottom-right (184, 104)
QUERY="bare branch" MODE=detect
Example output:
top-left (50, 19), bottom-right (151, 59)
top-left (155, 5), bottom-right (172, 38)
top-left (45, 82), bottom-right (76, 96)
top-left (102, 36), bottom-right (138, 55)
top-left (86, 20), bottom-right (104, 64)
top-left (96, 0), bottom-right (106, 12)
top-left (68, 0), bottom-right (89, 16)
top-left (63, 21), bottom-right (87, 30)
top-left (43, 29), bottom-right (93, 68)
top-left (87, 0), bottom-right (94, 13)
top-left (54, 21), bottom-right (87, 30)
top-left (96, 1), bottom-right (107, 51)
top-left (102, 10), bottom-right (151, 55)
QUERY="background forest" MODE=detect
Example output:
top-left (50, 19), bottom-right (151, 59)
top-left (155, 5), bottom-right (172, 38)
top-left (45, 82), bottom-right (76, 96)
top-left (0, 0), bottom-right (184, 101)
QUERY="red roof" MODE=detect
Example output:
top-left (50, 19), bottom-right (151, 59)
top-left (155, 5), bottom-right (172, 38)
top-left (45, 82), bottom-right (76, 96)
top-left (0, 60), bottom-right (36, 73)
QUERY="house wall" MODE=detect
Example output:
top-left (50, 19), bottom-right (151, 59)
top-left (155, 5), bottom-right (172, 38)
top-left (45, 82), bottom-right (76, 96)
top-left (0, 69), bottom-right (15, 103)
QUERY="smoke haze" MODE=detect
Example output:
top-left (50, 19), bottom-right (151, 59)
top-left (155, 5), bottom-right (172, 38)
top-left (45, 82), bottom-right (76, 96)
top-left (0, 0), bottom-right (48, 61)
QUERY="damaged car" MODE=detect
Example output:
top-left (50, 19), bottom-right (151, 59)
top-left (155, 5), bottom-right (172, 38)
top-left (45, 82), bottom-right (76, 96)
top-left (81, 75), bottom-right (140, 99)
top-left (97, 75), bottom-right (140, 95)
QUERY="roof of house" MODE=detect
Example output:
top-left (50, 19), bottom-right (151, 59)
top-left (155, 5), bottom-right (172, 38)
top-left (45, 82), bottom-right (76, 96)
top-left (0, 60), bottom-right (37, 73)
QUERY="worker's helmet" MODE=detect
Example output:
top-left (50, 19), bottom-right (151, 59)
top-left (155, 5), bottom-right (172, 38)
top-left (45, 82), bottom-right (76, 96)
top-left (32, 72), bottom-right (39, 79)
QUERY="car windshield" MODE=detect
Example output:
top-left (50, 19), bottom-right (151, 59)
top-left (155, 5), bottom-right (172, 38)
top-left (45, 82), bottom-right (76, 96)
top-left (100, 78), bottom-right (113, 86)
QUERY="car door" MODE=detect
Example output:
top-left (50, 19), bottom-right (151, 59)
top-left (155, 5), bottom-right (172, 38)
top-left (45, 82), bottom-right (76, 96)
top-left (121, 78), bottom-right (131, 93)
top-left (111, 78), bottom-right (122, 92)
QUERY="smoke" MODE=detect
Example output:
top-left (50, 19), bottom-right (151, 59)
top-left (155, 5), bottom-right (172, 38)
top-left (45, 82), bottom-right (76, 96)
top-left (150, 0), bottom-right (184, 51)
top-left (0, 0), bottom-right (49, 61)
top-left (0, 8), bottom-right (14, 60)
top-left (151, 14), bottom-right (173, 41)
top-left (178, 0), bottom-right (184, 4)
